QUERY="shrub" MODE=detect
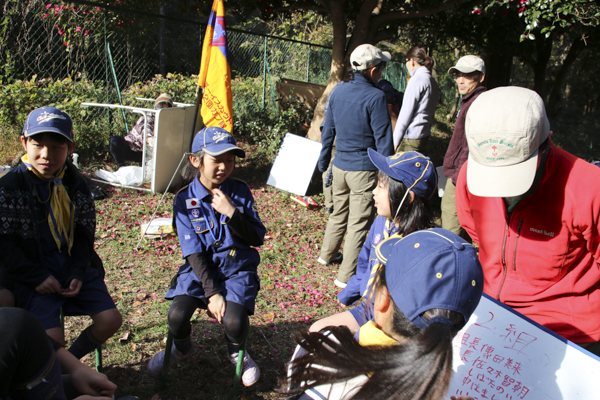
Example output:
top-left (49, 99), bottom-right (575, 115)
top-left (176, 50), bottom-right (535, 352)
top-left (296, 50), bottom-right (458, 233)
top-left (0, 75), bottom-right (109, 162)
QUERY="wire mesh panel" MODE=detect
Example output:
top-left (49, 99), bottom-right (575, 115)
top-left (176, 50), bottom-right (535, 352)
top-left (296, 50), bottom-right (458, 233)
top-left (0, 0), bottom-right (335, 156)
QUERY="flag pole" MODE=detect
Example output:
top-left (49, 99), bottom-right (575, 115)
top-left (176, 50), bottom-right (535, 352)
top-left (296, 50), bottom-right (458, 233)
top-left (189, 85), bottom-right (203, 152)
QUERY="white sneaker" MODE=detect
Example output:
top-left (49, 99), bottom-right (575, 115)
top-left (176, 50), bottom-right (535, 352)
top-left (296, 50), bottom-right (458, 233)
top-left (317, 252), bottom-right (343, 265)
top-left (231, 352), bottom-right (260, 386)
top-left (334, 279), bottom-right (347, 288)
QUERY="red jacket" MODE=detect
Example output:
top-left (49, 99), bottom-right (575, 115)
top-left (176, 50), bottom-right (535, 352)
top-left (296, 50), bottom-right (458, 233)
top-left (456, 143), bottom-right (600, 343)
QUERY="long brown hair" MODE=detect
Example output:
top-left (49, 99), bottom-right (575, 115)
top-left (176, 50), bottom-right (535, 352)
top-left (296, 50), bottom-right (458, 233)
top-left (406, 46), bottom-right (434, 71)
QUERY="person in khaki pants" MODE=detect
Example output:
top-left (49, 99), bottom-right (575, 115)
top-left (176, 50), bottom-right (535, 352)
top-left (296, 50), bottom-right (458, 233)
top-left (441, 55), bottom-right (486, 239)
top-left (317, 44), bottom-right (394, 288)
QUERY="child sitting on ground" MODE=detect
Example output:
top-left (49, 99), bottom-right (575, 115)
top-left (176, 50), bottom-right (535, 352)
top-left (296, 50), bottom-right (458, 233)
top-left (148, 127), bottom-right (266, 387)
top-left (282, 228), bottom-right (483, 400)
top-left (310, 150), bottom-right (437, 333)
top-left (0, 107), bottom-right (122, 358)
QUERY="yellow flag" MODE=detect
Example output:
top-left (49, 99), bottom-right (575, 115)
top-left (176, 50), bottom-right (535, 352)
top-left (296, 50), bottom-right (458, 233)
top-left (198, 0), bottom-right (233, 133)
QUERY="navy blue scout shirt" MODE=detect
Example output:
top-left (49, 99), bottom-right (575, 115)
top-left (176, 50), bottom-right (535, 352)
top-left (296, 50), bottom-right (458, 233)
top-left (318, 73), bottom-right (394, 172)
top-left (33, 177), bottom-right (69, 279)
top-left (337, 216), bottom-right (399, 306)
top-left (166, 176), bottom-right (266, 313)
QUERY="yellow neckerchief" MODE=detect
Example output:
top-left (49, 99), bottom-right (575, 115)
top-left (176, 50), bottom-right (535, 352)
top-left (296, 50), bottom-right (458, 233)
top-left (362, 220), bottom-right (402, 299)
top-left (358, 321), bottom-right (398, 347)
top-left (21, 154), bottom-right (74, 254)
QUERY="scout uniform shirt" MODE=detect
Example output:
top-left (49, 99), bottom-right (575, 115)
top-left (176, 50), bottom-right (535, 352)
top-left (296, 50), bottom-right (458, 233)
top-left (166, 176), bottom-right (266, 314)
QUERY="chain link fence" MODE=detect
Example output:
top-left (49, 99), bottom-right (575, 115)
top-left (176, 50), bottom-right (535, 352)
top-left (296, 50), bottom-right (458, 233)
top-left (0, 1), bottom-right (408, 158)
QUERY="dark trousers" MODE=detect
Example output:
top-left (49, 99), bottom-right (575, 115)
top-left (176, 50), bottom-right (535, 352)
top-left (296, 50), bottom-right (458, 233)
top-left (109, 136), bottom-right (143, 166)
top-left (168, 295), bottom-right (249, 355)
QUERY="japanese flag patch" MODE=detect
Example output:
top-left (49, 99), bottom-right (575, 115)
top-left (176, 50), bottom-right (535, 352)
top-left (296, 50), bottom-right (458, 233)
top-left (186, 198), bottom-right (200, 209)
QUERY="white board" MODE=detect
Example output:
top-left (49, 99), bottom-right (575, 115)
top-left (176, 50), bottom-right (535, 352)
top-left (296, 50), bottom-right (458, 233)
top-left (447, 294), bottom-right (600, 399)
top-left (267, 133), bottom-right (322, 196)
top-left (152, 106), bottom-right (202, 193)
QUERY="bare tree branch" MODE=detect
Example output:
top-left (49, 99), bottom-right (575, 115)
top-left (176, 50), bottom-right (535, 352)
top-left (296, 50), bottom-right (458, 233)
top-left (272, 5), bottom-right (328, 14)
top-left (372, 0), bottom-right (475, 27)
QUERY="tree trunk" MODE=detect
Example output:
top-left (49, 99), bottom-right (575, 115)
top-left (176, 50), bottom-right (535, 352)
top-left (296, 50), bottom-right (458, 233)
top-left (532, 34), bottom-right (554, 96)
top-left (306, 0), bottom-right (380, 142)
top-left (447, 47), bottom-right (461, 121)
top-left (484, 53), bottom-right (512, 89)
top-left (306, 1), bottom-right (347, 141)
top-left (546, 37), bottom-right (585, 118)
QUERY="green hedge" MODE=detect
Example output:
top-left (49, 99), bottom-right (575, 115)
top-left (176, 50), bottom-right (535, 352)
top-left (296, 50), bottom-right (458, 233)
top-left (0, 73), bottom-right (311, 163)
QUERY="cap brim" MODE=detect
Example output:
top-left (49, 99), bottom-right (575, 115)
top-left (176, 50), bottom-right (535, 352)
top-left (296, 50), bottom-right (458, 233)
top-left (381, 51), bottom-right (392, 63)
top-left (466, 150), bottom-right (538, 197)
top-left (448, 66), bottom-right (478, 75)
top-left (367, 148), bottom-right (388, 173)
top-left (204, 145), bottom-right (246, 158)
top-left (23, 127), bottom-right (74, 142)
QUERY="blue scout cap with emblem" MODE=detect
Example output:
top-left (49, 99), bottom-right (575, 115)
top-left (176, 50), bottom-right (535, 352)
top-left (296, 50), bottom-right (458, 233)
top-left (368, 149), bottom-right (437, 200)
top-left (374, 228), bottom-right (483, 332)
top-left (192, 126), bottom-right (245, 158)
top-left (22, 107), bottom-right (74, 142)
top-left (377, 80), bottom-right (402, 106)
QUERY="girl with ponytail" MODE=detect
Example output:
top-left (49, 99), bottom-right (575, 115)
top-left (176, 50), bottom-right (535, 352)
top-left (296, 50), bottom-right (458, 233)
top-left (393, 46), bottom-right (440, 154)
top-left (310, 149), bottom-right (437, 334)
top-left (281, 228), bottom-right (483, 400)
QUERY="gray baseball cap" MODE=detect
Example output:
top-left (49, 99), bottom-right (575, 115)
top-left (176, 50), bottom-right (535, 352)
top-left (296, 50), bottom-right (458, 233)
top-left (465, 86), bottom-right (550, 197)
top-left (350, 44), bottom-right (391, 71)
top-left (448, 55), bottom-right (486, 74)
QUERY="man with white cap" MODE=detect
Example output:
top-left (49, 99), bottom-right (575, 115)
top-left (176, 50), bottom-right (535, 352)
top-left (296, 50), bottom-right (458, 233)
top-left (318, 44), bottom-right (394, 288)
top-left (456, 86), bottom-right (600, 355)
top-left (441, 55), bottom-right (486, 239)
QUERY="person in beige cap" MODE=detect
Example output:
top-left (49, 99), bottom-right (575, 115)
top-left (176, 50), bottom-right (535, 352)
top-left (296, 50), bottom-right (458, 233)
top-left (109, 93), bottom-right (173, 167)
top-left (456, 86), bottom-right (600, 356)
top-left (317, 44), bottom-right (394, 288)
top-left (441, 55), bottom-right (486, 240)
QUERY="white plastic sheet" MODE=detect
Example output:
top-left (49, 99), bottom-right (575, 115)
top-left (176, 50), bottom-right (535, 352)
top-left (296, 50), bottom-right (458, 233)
top-left (94, 161), bottom-right (152, 187)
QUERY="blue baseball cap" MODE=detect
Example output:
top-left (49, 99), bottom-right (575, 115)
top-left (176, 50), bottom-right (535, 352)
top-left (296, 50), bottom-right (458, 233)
top-left (191, 127), bottom-right (245, 158)
top-left (374, 228), bottom-right (483, 332)
top-left (377, 80), bottom-right (402, 105)
top-left (368, 149), bottom-right (438, 200)
top-left (22, 107), bottom-right (74, 142)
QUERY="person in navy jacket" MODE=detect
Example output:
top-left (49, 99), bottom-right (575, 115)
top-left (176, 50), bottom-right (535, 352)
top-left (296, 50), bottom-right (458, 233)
top-left (317, 44), bottom-right (394, 288)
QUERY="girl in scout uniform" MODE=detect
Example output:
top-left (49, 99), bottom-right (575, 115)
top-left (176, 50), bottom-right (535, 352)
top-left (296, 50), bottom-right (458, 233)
top-left (310, 150), bottom-right (437, 333)
top-left (282, 229), bottom-right (482, 400)
top-left (148, 127), bottom-right (266, 387)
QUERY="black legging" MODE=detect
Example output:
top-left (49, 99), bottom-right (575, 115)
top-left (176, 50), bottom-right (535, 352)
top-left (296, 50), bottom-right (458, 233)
top-left (0, 308), bottom-right (65, 400)
top-left (168, 295), bottom-right (249, 354)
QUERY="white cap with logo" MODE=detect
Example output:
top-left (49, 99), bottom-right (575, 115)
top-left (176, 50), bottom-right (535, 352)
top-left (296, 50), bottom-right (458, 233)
top-left (465, 86), bottom-right (550, 197)
top-left (350, 44), bottom-right (391, 71)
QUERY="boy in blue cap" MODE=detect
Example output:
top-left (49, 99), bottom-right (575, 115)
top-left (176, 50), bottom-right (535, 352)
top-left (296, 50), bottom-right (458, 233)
top-left (0, 107), bottom-right (122, 358)
top-left (148, 127), bottom-right (266, 387)
top-left (283, 228), bottom-right (483, 400)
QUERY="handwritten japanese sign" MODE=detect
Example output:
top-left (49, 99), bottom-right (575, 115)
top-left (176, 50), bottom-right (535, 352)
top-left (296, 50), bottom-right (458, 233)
top-left (447, 294), bottom-right (600, 399)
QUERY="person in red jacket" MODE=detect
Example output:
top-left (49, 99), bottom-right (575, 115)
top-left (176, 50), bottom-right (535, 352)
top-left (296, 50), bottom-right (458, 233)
top-left (456, 86), bottom-right (600, 356)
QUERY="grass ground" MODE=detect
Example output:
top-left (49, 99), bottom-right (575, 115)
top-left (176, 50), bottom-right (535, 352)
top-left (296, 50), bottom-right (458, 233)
top-left (43, 111), bottom-right (454, 400)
